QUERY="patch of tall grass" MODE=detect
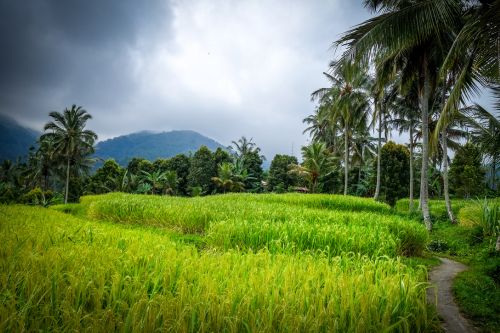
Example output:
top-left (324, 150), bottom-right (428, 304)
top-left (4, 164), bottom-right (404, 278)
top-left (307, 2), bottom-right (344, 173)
top-left (0, 206), bottom-right (437, 332)
top-left (82, 193), bottom-right (427, 256)
top-left (206, 213), bottom-right (427, 257)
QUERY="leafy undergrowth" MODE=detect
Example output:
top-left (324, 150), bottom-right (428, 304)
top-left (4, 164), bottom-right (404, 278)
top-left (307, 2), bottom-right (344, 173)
top-left (0, 205), bottom-right (440, 332)
top-left (428, 221), bottom-right (500, 332)
top-left (396, 198), bottom-right (500, 333)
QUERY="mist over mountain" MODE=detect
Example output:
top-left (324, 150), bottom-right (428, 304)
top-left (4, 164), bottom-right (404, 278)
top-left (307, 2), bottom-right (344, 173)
top-left (94, 130), bottom-right (226, 166)
top-left (0, 115), bottom-right (39, 162)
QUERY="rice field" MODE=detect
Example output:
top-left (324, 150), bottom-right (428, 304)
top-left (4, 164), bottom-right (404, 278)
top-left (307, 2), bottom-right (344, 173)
top-left (0, 193), bottom-right (438, 332)
top-left (81, 193), bottom-right (427, 256)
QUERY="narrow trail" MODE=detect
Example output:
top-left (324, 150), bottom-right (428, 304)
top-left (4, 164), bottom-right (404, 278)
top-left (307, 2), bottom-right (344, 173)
top-left (427, 257), bottom-right (476, 333)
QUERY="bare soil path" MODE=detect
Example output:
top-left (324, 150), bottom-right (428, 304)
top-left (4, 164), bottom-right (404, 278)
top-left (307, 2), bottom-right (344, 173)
top-left (427, 257), bottom-right (476, 333)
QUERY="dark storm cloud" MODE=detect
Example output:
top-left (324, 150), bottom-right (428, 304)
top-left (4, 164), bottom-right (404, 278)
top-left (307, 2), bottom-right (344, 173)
top-left (0, 0), bottom-right (172, 123)
top-left (0, 0), bottom-right (372, 158)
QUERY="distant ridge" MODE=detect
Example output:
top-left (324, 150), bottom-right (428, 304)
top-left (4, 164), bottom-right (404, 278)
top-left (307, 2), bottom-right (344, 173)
top-left (94, 130), bottom-right (226, 166)
top-left (0, 114), bottom-right (39, 162)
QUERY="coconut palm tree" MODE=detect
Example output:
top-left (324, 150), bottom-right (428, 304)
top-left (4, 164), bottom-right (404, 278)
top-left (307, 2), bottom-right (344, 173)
top-left (312, 59), bottom-right (371, 195)
top-left (41, 105), bottom-right (97, 203)
top-left (391, 84), bottom-right (421, 211)
top-left (289, 142), bottom-right (335, 193)
top-left (438, 0), bottom-right (500, 127)
top-left (140, 170), bottom-right (169, 195)
top-left (303, 105), bottom-right (339, 150)
top-left (212, 162), bottom-right (235, 193)
top-left (462, 104), bottom-right (500, 192)
top-left (336, 0), bottom-right (460, 230)
top-left (230, 136), bottom-right (263, 159)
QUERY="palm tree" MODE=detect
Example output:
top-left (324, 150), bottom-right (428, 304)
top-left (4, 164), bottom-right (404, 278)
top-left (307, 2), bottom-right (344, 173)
top-left (212, 162), bottom-right (235, 193)
top-left (163, 171), bottom-right (178, 195)
top-left (212, 162), bottom-right (246, 193)
top-left (289, 142), bottom-right (335, 193)
top-left (337, 0), bottom-right (460, 230)
top-left (303, 105), bottom-right (339, 150)
top-left (462, 104), bottom-right (500, 192)
top-left (230, 136), bottom-right (263, 159)
top-left (312, 59), bottom-right (371, 195)
top-left (370, 64), bottom-right (396, 201)
top-left (140, 170), bottom-right (169, 195)
top-left (391, 84), bottom-right (421, 211)
top-left (439, 0), bottom-right (500, 126)
top-left (41, 105), bottom-right (97, 203)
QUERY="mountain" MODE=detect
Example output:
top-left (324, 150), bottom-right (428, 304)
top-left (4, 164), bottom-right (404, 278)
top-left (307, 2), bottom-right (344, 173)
top-left (94, 130), bottom-right (226, 166)
top-left (0, 115), bottom-right (39, 162)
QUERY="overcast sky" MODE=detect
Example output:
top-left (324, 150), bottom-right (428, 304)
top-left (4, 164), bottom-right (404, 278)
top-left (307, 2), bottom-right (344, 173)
top-left (0, 0), bottom-right (377, 159)
top-left (2, 0), bottom-right (495, 160)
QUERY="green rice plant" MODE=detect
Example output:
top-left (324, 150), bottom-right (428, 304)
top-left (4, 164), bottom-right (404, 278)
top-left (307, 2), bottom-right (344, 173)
top-left (0, 205), bottom-right (438, 332)
top-left (81, 193), bottom-right (427, 256)
top-left (206, 213), bottom-right (427, 257)
top-left (206, 219), bottom-right (399, 257)
top-left (240, 193), bottom-right (391, 213)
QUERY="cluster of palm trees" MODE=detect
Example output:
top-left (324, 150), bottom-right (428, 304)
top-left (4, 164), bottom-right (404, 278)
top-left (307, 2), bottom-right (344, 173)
top-left (304, 0), bottom-right (499, 230)
top-left (212, 137), bottom-right (263, 193)
top-left (26, 105), bottom-right (97, 204)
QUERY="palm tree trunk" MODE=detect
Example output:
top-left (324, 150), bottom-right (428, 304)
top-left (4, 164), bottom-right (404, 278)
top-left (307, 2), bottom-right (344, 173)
top-left (344, 124), bottom-right (349, 195)
top-left (64, 156), bottom-right (70, 204)
top-left (374, 103), bottom-right (382, 201)
top-left (420, 64), bottom-right (432, 231)
top-left (409, 125), bottom-right (414, 212)
top-left (492, 154), bottom-right (497, 191)
top-left (442, 128), bottom-right (456, 223)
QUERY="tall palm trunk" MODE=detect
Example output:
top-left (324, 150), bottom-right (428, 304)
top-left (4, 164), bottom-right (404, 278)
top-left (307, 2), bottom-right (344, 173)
top-left (344, 124), bottom-right (349, 195)
top-left (374, 102), bottom-right (382, 200)
top-left (442, 128), bottom-right (456, 223)
top-left (409, 125), bottom-right (414, 212)
top-left (419, 64), bottom-right (432, 231)
top-left (64, 156), bottom-right (70, 204)
top-left (492, 153), bottom-right (497, 191)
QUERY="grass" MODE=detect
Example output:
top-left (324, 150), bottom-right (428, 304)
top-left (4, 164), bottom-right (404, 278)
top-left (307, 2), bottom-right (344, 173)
top-left (81, 193), bottom-right (428, 257)
top-left (0, 204), bottom-right (439, 332)
top-left (396, 198), bottom-right (500, 332)
top-left (394, 198), bottom-right (469, 221)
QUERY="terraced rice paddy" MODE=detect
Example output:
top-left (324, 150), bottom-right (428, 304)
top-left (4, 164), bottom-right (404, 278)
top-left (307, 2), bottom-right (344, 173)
top-left (0, 193), bottom-right (438, 332)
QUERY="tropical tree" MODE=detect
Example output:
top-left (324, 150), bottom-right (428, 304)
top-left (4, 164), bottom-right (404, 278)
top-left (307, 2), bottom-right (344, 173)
top-left (211, 162), bottom-right (234, 193)
top-left (289, 142), bottom-right (335, 193)
top-left (311, 59), bottom-right (371, 195)
top-left (371, 69), bottom-right (394, 201)
top-left (229, 137), bottom-right (265, 191)
top-left (41, 105), bottom-right (97, 203)
top-left (140, 170), bottom-right (169, 195)
top-left (449, 142), bottom-right (485, 198)
top-left (390, 87), bottom-right (420, 211)
top-left (464, 104), bottom-right (500, 192)
top-left (379, 141), bottom-right (410, 206)
top-left (336, 0), bottom-right (461, 229)
top-left (438, 0), bottom-right (500, 128)
top-left (162, 170), bottom-right (178, 195)
top-left (268, 154), bottom-right (299, 192)
top-left (188, 146), bottom-right (216, 194)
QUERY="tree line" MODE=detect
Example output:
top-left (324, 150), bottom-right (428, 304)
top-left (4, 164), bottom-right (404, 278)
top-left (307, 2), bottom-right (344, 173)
top-left (0, 104), bottom-right (494, 210)
top-left (301, 0), bottom-right (499, 230)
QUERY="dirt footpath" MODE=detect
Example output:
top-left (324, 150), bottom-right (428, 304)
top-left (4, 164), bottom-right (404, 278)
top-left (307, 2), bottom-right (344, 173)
top-left (427, 257), bottom-right (476, 333)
